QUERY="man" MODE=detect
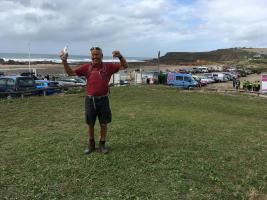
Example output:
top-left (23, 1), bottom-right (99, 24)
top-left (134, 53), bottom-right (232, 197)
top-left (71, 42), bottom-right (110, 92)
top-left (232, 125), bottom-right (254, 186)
top-left (235, 77), bottom-right (240, 90)
top-left (232, 76), bottom-right (236, 89)
top-left (60, 47), bottom-right (128, 154)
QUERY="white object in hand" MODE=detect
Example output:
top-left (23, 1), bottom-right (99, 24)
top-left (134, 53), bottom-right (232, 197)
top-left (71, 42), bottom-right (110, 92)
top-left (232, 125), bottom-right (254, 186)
top-left (63, 45), bottom-right (68, 55)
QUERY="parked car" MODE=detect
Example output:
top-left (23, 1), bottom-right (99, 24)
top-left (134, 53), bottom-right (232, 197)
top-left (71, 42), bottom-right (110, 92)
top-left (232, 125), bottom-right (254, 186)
top-left (197, 67), bottom-right (209, 73)
top-left (203, 73), bottom-right (218, 83)
top-left (192, 75), bottom-right (207, 86)
top-left (0, 76), bottom-right (37, 98)
top-left (179, 68), bottom-right (195, 74)
top-left (56, 76), bottom-right (86, 87)
top-left (35, 80), bottom-right (61, 95)
top-left (198, 76), bottom-right (215, 84)
top-left (167, 73), bottom-right (199, 89)
top-left (212, 73), bottom-right (229, 82)
top-left (20, 72), bottom-right (38, 80)
top-left (222, 72), bottom-right (235, 81)
top-left (236, 69), bottom-right (247, 77)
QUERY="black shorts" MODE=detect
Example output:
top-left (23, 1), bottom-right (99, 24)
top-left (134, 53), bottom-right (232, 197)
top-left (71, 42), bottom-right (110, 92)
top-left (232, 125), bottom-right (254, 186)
top-left (85, 96), bottom-right (112, 125)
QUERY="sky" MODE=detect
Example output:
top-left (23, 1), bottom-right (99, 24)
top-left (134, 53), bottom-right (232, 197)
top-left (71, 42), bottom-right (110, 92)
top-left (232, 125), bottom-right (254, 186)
top-left (0, 0), bottom-right (267, 58)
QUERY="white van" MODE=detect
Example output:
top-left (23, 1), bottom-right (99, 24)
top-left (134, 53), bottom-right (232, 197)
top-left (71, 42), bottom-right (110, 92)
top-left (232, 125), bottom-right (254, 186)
top-left (197, 67), bottom-right (209, 73)
top-left (212, 73), bottom-right (228, 82)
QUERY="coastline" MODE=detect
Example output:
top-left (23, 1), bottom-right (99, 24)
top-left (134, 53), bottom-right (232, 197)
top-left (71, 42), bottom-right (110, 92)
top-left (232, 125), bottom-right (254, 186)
top-left (0, 62), bottom-right (213, 75)
top-left (0, 61), bottom-right (161, 75)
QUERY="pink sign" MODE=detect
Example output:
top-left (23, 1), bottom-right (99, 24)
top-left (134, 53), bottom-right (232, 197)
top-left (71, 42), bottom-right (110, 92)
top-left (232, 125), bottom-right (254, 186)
top-left (262, 74), bottom-right (267, 91)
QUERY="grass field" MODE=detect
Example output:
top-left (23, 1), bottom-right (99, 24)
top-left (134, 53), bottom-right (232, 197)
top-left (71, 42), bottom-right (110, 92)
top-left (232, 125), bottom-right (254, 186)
top-left (1, 86), bottom-right (267, 200)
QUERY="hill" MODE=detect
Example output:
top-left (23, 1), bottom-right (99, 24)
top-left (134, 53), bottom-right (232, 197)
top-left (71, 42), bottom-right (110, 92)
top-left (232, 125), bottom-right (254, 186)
top-left (153, 48), bottom-right (267, 65)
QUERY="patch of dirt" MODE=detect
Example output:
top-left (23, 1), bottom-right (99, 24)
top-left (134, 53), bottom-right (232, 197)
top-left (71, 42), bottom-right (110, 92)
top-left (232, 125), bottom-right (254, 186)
top-left (127, 112), bottom-right (136, 118)
top-left (248, 188), bottom-right (267, 200)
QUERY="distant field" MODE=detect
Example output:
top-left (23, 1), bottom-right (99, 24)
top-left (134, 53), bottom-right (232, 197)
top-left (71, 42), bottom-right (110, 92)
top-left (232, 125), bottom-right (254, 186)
top-left (1, 86), bottom-right (267, 199)
top-left (243, 48), bottom-right (267, 54)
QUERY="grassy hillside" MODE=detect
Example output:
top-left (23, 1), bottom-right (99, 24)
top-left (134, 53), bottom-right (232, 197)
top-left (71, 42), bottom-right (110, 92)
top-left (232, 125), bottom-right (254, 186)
top-left (243, 48), bottom-right (267, 54)
top-left (1, 86), bottom-right (267, 199)
top-left (156, 48), bottom-right (259, 65)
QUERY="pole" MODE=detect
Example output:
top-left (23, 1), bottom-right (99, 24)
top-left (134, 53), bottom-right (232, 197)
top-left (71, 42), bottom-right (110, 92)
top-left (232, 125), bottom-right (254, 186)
top-left (28, 42), bottom-right (31, 73)
top-left (157, 50), bottom-right (160, 73)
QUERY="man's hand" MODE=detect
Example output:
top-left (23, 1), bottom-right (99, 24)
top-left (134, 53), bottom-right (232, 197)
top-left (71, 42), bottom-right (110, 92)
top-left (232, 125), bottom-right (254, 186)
top-left (112, 50), bottom-right (122, 58)
top-left (60, 51), bottom-right (76, 76)
top-left (60, 51), bottom-right (68, 62)
top-left (112, 50), bottom-right (128, 70)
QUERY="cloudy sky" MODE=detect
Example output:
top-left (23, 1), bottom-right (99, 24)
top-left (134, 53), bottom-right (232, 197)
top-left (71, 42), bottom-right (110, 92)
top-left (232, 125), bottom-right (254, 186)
top-left (0, 0), bottom-right (267, 57)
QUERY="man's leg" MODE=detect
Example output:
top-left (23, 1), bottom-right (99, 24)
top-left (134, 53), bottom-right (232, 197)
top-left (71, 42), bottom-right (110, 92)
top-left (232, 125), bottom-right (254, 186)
top-left (89, 124), bottom-right (95, 139)
top-left (100, 123), bottom-right (107, 141)
top-left (99, 123), bottom-right (108, 154)
top-left (98, 97), bottom-right (111, 154)
top-left (84, 124), bottom-right (96, 154)
top-left (84, 96), bottom-right (97, 155)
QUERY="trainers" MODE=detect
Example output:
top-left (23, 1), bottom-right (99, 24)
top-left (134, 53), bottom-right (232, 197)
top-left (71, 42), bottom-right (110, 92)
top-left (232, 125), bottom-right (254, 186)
top-left (99, 141), bottom-right (108, 154)
top-left (84, 139), bottom-right (95, 155)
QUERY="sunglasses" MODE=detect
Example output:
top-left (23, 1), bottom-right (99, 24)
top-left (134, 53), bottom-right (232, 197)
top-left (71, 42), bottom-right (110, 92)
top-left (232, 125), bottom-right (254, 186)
top-left (90, 47), bottom-right (102, 51)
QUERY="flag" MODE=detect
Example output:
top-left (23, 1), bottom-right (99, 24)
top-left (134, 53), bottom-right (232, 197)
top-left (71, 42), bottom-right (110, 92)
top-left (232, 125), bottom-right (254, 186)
top-left (158, 50), bottom-right (160, 59)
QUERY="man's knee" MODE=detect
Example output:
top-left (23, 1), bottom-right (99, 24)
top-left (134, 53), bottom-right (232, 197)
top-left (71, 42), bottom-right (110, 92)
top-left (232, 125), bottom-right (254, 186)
top-left (100, 124), bottom-right (107, 128)
top-left (88, 124), bottom-right (95, 131)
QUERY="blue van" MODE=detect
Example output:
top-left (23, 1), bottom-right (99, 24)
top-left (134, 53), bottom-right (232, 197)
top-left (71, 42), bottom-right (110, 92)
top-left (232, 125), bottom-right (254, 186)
top-left (0, 76), bottom-right (36, 98)
top-left (35, 80), bottom-right (61, 95)
top-left (167, 73), bottom-right (199, 89)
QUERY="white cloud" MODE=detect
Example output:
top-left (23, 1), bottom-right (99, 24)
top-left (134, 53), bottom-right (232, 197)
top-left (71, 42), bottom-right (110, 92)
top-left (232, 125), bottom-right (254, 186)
top-left (194, 0), bottom-right (267, 47)
top-left (0, 0), bottom-right (267, 57)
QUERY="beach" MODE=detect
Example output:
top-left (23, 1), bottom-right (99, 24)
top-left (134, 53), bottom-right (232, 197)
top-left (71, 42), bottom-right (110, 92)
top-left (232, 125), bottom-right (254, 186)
top-left (0, 62), bottom-right (173, 75)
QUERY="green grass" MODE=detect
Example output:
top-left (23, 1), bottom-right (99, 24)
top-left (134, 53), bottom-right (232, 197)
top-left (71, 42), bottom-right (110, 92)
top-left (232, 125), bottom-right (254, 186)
top-left (1, 86), bottom-right (267, 199)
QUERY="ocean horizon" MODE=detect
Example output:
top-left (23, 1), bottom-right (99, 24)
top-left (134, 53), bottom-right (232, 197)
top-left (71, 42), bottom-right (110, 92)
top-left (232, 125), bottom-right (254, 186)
top-left (0, 52), bottom-right (152, 63)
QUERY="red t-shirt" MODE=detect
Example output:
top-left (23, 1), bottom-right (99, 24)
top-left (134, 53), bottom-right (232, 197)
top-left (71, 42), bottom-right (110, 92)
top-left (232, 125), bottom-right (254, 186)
top-left (75, 62), bottom-right (120, 96)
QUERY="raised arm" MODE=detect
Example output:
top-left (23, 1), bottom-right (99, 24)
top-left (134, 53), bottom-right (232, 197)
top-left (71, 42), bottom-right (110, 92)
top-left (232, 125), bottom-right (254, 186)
top-left (112, 50), bottom-right (128, 70)
top-left (60, 51), bottom-right (77, 76)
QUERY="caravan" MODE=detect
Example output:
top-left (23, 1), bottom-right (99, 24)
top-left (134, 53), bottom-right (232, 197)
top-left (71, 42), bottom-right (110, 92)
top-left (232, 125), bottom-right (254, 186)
top-left (167, 73), bottom-right (199, 89)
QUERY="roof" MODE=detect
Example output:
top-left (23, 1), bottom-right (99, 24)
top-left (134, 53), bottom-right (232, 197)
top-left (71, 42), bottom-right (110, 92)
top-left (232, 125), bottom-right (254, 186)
top-left (0, 76), bottom-right (26, 80)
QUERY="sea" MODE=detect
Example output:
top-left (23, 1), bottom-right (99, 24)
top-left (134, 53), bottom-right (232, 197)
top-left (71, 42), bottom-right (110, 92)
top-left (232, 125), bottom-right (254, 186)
top-left (0, 53), bottom-right (150, 63)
